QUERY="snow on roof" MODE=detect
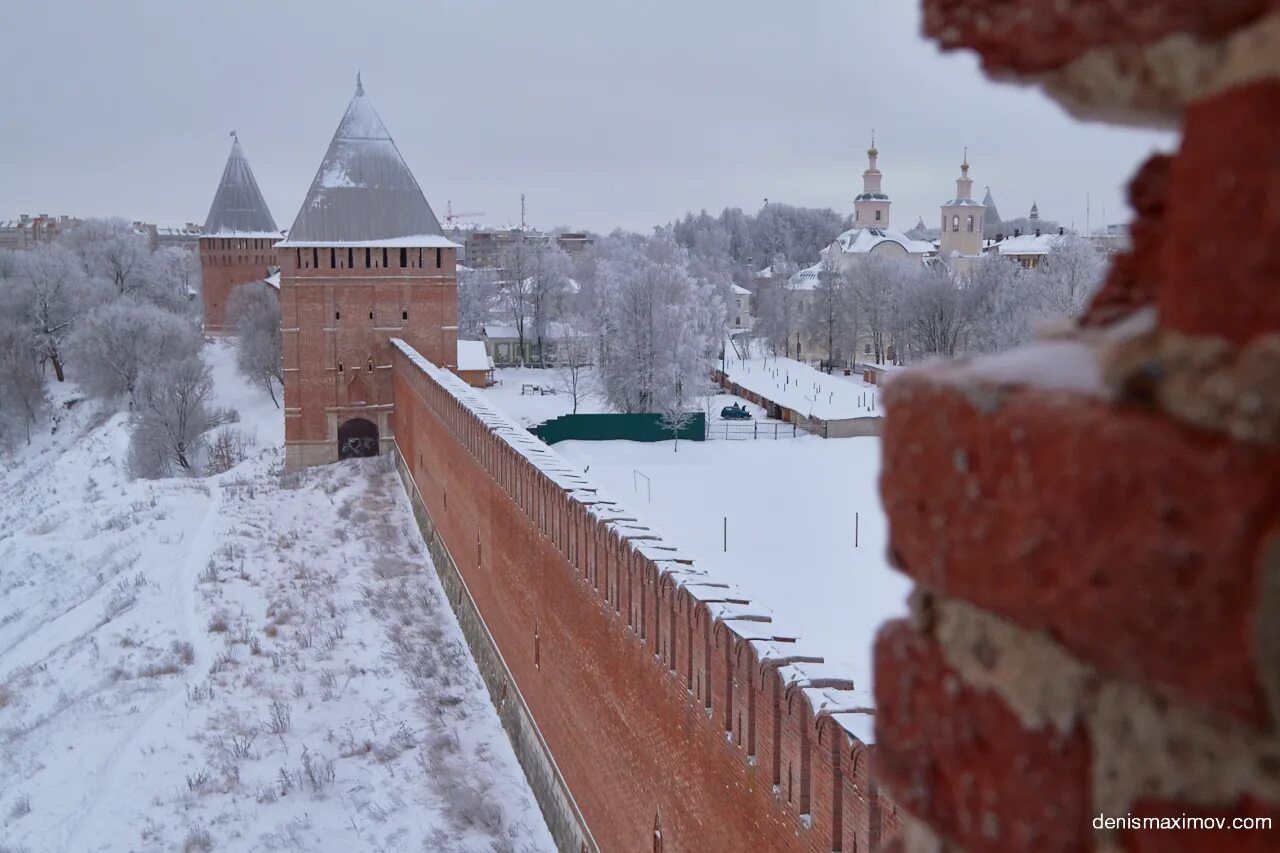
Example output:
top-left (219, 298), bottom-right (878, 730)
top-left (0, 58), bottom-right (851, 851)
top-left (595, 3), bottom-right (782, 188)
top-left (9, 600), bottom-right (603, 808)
top-left (274, 234), bottom-right (459, 249)
top-left (942, 197), bottom-right (984, 207)
top-left (482, 324), bottom-right (520, 339)
top-left (730, 284), bottom-right (751, 295)
top-left (992, 233), bottom-right (1056, 256)
top-left (834, 226), bottom-right (934, 256)
top-left (456, 339), bottom-right (493, 372)
top-left (279, 77), bottom-right (446, 247)
top-left (202, 135), bottom-right (280, 237)
top-left (721, 351), bottom-right (880, 422)
top-left (753, 266), bottom-right (773, 279)
top-left (788, 264), bottom-right (822, 290)
top-left (264, 269), bottom-right (281, 290)
top-left (392, 338), bottom-right (879, 730)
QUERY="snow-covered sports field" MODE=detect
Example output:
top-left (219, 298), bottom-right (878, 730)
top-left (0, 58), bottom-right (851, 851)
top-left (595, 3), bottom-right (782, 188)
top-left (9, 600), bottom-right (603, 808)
top-left (0, 342), bottom-right (553, 852)
top-left (478, 368), bottom-right (910, 695)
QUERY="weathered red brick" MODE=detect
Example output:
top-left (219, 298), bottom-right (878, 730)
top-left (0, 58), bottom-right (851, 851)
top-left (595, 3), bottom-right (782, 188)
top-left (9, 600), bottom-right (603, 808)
top-left (1160, 81), bottom-right (1280, 344)
top-left (1081, 154), bottom-right (1171, 328)
top-left (199, 236), bottom-right (275, 334)
top-left (874, 620), bottom-right (1092, 853)
top-left (1121, 797), bottom-right (1280, 852)
top-left (880, 377), bottom-right (1280, 726)
top-left (922, 0), bottom-right (1277, 75)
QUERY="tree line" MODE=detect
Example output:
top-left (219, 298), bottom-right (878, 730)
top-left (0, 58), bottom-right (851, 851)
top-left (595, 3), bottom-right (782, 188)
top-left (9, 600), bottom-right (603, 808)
top-left (753, 232), bottom-right (1108, 367)
top-left (0, 219), bottom-right (239, 476)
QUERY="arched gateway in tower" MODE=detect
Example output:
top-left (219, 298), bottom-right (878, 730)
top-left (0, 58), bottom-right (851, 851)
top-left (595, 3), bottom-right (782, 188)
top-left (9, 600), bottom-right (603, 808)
top-left (277, 75), bottom-right (459, 470)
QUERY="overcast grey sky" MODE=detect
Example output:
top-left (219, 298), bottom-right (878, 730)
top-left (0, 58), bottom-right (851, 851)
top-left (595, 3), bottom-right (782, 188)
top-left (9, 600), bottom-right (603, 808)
top-left (3, 0), bottom-right (1174, 236)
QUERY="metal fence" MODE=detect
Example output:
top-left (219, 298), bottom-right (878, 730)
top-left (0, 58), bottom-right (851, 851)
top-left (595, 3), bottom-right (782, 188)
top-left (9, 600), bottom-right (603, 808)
top-left (703, 419), bottom-right (825, 440)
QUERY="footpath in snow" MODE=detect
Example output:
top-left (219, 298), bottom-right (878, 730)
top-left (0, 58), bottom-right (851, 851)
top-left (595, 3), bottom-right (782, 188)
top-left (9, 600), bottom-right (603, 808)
top-left (0, 340), bottom-right (553, 852)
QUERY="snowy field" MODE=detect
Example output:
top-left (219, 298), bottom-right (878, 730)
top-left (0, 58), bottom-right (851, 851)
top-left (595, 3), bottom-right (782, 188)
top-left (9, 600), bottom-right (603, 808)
top-left (0, 341), bottom-right (553, 852)
top-left (477, 375), bottom-right (910, 695)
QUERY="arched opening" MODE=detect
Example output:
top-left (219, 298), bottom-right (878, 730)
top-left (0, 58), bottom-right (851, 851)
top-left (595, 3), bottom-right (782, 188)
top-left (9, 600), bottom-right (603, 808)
top-left (338, 417), bottom-right (379, 460)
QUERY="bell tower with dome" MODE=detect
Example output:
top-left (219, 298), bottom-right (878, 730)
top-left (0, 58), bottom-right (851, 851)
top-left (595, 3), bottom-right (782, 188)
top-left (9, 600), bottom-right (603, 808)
top-left (853, 132), bottom-right (892, 228)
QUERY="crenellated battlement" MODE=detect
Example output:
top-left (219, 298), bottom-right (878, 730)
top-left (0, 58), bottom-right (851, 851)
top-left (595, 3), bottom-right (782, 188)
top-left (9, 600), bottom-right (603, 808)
top-left (388, 338), bottom-right (900, 851)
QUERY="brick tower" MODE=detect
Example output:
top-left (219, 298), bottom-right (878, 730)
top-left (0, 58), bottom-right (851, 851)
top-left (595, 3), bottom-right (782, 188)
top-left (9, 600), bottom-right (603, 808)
top-left (199, 132), bottom-right (280, 334)
top-left (278, 74), bottom-right (459, 470)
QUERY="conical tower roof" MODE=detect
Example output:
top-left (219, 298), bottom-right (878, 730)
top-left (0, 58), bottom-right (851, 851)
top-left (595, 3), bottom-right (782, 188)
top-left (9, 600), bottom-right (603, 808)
top-left (280, 75), bottom-right (450, 247)
top-left (202, 133), bottom-right (279, 237)
top-left (982, 187), bottom-right (1001, 230)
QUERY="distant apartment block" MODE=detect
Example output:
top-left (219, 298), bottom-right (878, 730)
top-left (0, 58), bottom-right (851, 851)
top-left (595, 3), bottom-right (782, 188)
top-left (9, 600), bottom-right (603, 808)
top-left (0, 214), bottom-right (80, 251)
top-left (1, 214), bottom-right (203, 252)
top-left (452, 227), bottom-right (593, 268)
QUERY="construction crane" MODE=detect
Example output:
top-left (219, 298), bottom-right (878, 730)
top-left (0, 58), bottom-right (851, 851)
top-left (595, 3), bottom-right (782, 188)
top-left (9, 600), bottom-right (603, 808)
top-left (444, 200), bottom-right (484, 226)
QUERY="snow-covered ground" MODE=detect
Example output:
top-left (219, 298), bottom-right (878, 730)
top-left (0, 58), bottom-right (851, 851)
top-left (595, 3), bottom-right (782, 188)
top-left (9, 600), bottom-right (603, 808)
top-left (551, 436), bottom-right (909, 693)
top-left (480, 367), bottom-right (609, 427)
top-left (476, 372), bottom-right (909, 696)
top-left (0, 340), bottom-right (553, 852)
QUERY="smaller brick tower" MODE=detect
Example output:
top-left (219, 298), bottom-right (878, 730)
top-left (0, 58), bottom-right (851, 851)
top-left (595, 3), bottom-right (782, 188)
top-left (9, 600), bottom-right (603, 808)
top-left (278, 74), bottom-right (459, 470)
top-left (198, 133), bottom-right (280, 334)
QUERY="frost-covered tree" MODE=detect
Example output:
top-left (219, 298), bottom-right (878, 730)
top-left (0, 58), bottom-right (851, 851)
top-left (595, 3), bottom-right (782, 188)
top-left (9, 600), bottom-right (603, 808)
top-left (964, 253), bottom-right (1032, 353)
top-left (525, 244), bottom-right (574, 367)
top-left (0, 244), bottom-right (94, 382)
top-left (553, 323), bottom-right (594, 414)
top-left (227, 282), bottom-right (283, 407)
top-left (591, 233), bottom-right (722, 414)
top-left (67, 298), bottom-right (201, 401)
top-left (1030, 232), bottom-right (1107, 319)
top-left (61, 218), bottom-right (153, 296)
top-left (805, 254), bottom-right (857, 369)
top-left (0, 317), bottom-right (47, 446)
top-left (852, 254), bottom-right (904, 365)
top-left (151, 246), bottom-right (202, 316)
top-left (458, 266), bottom-right (500, 338)
top-left (127, 356), bottom-right (220, 477)
top-left (898, 263), bottom-right (970, 362)
top-left (754, 259), bottom-right (803, 359)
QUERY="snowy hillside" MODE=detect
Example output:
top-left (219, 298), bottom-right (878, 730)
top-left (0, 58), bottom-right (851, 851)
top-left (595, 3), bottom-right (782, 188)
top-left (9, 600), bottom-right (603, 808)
top-left (0, 341), bottom-right (553, 852)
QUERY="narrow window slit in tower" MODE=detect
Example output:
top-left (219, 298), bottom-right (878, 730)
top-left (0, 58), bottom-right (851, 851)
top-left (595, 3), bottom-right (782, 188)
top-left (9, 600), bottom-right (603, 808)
top-left (330, 247), bottom-right (336, 268)
top-left (435, 248), bottom-right (442, 268)
top-left (399, 247), bottom-right (407, 268)
top-left (312, 248), bottom-right (319, 268)
top-left (382, 247), bottom-right (388, 268)
top-left (348, 248), bottom-right (354, 268)
top-left (365, 248), bottom-right (371, 269)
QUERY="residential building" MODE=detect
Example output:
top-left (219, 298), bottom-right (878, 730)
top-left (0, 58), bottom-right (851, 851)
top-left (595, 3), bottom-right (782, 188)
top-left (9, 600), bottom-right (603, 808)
top-left (0, 214), bottom-right (80, 251)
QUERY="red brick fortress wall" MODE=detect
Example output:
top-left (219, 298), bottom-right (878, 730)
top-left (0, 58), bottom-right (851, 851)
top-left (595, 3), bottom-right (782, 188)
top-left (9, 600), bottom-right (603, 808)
top-left (874, 3), bottom-right (1280, 852)
top-left (389, 341), bottom-right (901, 852)
top-left (199, 236), bottom-right (276, 334)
